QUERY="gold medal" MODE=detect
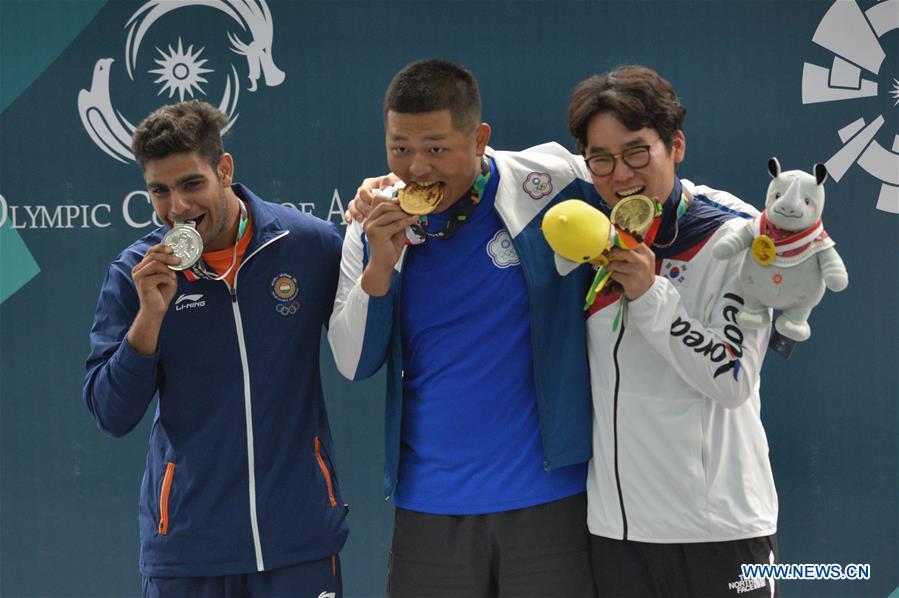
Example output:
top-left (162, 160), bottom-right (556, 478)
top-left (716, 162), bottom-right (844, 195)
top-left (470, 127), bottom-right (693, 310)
top-left (398, 182), bottom-right (444, 215)
top-left (751, 235), bottom-right (776, 266)
top-left (611, 194), bottom-right (657, 235)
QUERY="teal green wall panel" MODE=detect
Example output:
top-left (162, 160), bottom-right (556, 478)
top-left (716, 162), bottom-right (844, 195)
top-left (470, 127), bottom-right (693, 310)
top-left (1, 1), bottom-right (896, 597)
top-left (1, 0), bottom-right (108, 112)
top-left (0, 221), bottom-right (39, 303)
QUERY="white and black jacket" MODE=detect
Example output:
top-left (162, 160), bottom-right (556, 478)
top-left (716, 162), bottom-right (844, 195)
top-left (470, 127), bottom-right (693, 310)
top-left (585, 179), bottom-right (778, 543)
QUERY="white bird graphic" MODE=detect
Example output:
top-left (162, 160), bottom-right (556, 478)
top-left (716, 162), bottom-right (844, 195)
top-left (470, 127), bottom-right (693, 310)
top-left (77, 58), bottom-right (136, 163)
top-left (126, 0), bottom-right (284, 92)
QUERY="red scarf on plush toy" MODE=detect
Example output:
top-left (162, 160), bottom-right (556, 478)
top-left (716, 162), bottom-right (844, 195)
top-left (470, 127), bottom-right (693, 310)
top-left (755, 210), bottom-right (829, 258)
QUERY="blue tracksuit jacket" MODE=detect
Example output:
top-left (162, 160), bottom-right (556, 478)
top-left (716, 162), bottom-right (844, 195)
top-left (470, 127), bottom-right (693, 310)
top-left (328, 143), bottom-right (600, 498)
top-left (83, 184), bottom-right (348, 577)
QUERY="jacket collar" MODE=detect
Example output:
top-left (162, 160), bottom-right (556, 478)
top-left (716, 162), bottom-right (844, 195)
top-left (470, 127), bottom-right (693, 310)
top-left (232, 182), bottom-right (289, 251)
top-left (652, 178), bottom-right (734, 259)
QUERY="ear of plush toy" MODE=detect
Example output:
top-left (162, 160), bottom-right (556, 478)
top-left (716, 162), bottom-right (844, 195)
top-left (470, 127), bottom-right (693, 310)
top-left (768, 157), bottom-right (781, 178)
top-left (814, 163), bottom-right (828, 186)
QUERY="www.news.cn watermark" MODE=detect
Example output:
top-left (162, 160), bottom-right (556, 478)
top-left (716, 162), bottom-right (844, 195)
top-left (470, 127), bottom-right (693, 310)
top-left (742, 563), bottom-right (871, 581)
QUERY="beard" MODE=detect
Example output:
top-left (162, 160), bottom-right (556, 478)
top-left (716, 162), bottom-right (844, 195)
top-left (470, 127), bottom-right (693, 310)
top-left (203, 186), bottom-right (236, 250)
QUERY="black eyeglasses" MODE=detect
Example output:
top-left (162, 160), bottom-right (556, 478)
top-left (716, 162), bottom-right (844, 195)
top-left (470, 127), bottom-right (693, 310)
top-left (585, 145), bottom-right (653, 177)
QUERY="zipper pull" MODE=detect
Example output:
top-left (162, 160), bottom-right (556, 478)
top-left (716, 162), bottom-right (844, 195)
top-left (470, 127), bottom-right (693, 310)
top-left (230, 286), bottom-right (237, 303)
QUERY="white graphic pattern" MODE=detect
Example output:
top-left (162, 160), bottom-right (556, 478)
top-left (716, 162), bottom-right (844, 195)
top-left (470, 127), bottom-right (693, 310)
top-left (149, 38), bottom-right (213, 101)
top-left (78, 0), bottom-right (284, 163)
top-left (802, 0), bottom-right (899, 213)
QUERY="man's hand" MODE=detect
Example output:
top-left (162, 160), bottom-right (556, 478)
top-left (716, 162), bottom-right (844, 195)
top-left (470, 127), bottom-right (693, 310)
top-left (126, 243), bottom-right (180, 355)
top-left (360, 202), bottom-right (417, 297)
top-left (345, 173), bottom-right (401, 223)
top-left (607, 243), bottom-right (657, 300)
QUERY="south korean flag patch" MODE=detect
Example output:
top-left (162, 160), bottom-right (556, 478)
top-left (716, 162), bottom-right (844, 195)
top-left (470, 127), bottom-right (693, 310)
top-left (662, 259), bottom-right (689, 287)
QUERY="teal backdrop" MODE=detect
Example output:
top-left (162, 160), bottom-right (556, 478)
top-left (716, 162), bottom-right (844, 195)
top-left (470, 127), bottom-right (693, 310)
top-left (0, 1), bottom-right (896, 596)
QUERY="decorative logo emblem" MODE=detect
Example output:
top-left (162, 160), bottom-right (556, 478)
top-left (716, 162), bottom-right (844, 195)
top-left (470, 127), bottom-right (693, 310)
top-left (276, 301), bottom-right (300, 316)
top-left (78, 0), bottom-right (285, 164)
top-left (522, 172), bottom-right (552, 200)
top-left (271, 273), bottom-right (299, 316)
top-left (271, 273), bottom-right (298, 301)
top-left (487, 229), bottom-right (520, 269)
top-left (802, 0), bottom-right (898, 213)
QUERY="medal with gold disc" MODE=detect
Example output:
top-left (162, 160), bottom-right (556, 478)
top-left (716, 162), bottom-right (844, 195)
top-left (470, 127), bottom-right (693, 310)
top-left (610, 194), bottom-right (658, 236)
top-left (397, 182), bottom-right (444, 215)
top-left (751, 235), bottom-right (776, 266)
top-left (750, 211), bottom-right (777, 266)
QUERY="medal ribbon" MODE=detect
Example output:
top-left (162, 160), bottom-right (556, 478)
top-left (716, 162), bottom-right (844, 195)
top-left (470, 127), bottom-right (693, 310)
top-left (754, 211), bottom-right (824, 256)
top-left (185, 200), bottom-right (250, 282)
top-left (645, 191), bottom-right (688, 248)
top-left (417, 157), bottom-right (492, 241)
top-left (583, 228), bottom-right (640, 310)
top-left (584, 192), bottom-right (688, 313)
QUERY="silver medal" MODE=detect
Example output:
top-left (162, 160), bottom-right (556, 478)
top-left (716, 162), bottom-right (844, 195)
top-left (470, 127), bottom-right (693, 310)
top-left (162, 222), bottom-right (203, 271)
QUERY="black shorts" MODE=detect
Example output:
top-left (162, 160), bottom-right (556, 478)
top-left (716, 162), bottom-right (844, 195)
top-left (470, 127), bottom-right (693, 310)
top-left (142, 555), bottom-right (341, 598)
top-left (591, 533), bottom-right (779, 598)
top-left (387, 492), bottom-right (595, 598)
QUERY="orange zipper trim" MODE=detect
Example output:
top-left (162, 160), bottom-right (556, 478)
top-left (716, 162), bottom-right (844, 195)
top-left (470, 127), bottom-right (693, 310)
top-left (314, 436), bottom-right (337, 507)
top-left (158, 462), bottom-right (175, 535)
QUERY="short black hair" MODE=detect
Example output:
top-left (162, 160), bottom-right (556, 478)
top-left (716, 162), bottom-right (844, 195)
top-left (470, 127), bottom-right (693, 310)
top-left (568, 65), bottom-right (686, 155)
top-left (383, 59), bottom-right (481, 132)
top-left (132, 101), bottom-right (227, 169)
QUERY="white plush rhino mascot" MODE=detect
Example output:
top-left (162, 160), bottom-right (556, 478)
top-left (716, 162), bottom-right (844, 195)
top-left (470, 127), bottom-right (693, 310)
top-left (713, 157), bottom-right (848, 341)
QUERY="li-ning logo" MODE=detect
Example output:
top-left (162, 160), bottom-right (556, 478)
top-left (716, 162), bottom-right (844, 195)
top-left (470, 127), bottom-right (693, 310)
top-left (670, 292), bottom-right (744, 379)
top-left (802, 0), bottom-right (898, 214)
top-left (175, 293), bottom-right (206, 311)
top-left (78, 0), bottom-right (285, 164)
top-left (317, 593), bottom-right (336, 598)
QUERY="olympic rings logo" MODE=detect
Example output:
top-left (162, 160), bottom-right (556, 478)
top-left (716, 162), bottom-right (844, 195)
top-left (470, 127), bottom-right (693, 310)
top-left (275, 300), bottom-right (300, 316)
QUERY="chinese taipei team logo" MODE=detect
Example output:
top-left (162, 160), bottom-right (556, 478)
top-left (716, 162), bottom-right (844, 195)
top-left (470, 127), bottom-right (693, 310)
top-left (487, 230), bottom-right (520, 269)
top-left (802, 0), bottom-right (898, 214)
top-left (78, 0), bottom-right (285, 164)
top-left (522, 172), bottom-right (552, 200)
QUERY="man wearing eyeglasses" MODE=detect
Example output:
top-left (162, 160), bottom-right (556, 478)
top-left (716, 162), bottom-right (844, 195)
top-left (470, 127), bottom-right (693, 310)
top-left (568, 65), bottom-right (779, 597)
top-left (345, 63), bottom-right (778, 597)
